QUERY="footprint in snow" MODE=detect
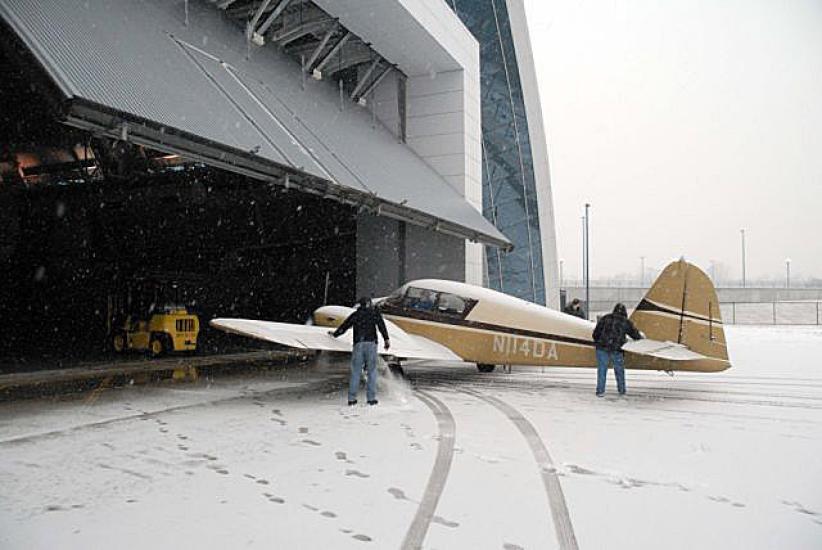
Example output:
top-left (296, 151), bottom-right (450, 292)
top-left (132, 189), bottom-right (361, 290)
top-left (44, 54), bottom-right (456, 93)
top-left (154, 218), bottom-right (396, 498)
top-left (351, 534), bottom-right (372, 542)
top-left (345, 469), bottom-right (370, 478)
top-left (298, 427), bottom-right (309, 434)
top-left (388, 487), bottom-right (408, 501)
top-left (503, 543), bottom-right (524, 550)
top-left (302, 439), bottom-right (321, 446)
top-left (782, 500), bottom-right (820, 517)
top-left (432, 515), bottom-right (459, 528)
top-left (566, 464), bottom-right (596, 476)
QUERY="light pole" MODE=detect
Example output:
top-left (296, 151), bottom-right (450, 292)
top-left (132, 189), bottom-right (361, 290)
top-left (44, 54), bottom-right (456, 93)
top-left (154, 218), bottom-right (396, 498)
top-left (559, 259), bottom-right (564, 290)
top-left (740, 228), bottom-right (746, 288)
top-left (786, 258), bottom-right (791, 289)
top-left (579, 215), bottom-right (588, 294)
top-left (584, 203), bottom-right (591, 320)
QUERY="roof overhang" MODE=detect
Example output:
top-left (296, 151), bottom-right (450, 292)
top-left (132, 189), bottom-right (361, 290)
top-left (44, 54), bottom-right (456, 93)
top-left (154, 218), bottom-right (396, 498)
top-left (0, 0), bottom-right (511, 250)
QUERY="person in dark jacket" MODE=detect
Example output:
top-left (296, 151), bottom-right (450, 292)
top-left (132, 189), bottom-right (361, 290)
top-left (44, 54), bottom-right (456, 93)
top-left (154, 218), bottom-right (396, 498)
top-left (330, 297), bottom-right (390, 406)
top-left (563, 298), bottom-right (586, 319)
top-left (591, 303), bottom-right (642, 396)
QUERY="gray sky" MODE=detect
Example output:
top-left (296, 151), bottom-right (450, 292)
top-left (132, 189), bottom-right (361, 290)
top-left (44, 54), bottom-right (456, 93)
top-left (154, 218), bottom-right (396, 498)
top-left (524, 0), bottom-right (822, 283)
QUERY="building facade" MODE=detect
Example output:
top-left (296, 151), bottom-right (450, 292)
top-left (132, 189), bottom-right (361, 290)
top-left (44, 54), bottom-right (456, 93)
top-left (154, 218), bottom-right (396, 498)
top-left (447, 0), bottom-right (560, 308)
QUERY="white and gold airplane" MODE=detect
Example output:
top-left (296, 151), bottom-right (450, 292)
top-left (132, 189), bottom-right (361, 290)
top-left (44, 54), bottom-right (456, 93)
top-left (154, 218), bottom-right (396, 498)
top-left (210, 259), bottom-right (730, 373)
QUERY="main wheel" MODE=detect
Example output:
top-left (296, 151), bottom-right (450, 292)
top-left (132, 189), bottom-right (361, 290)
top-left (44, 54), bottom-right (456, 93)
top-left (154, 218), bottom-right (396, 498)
top-left (476, 363), bottom-right (496, 373)
top-left (388, 363), bottom-right (406, 377)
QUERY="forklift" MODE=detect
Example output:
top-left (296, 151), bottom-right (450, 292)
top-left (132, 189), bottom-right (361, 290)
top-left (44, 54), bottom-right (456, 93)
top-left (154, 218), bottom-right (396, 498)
top-left (108, 278), bottom-right (200, 356)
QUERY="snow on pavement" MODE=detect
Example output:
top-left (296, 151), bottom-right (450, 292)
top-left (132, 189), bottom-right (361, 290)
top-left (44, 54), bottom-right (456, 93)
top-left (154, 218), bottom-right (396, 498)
top-left (1, 326), bottom-right (821, 549)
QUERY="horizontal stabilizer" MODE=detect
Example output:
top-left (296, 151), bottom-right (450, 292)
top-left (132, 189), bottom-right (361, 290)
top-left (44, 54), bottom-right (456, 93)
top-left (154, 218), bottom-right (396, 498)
top-left (210, 318), bottom-right (462, 361)
top-left (623, 339), bottom-right (706, 361)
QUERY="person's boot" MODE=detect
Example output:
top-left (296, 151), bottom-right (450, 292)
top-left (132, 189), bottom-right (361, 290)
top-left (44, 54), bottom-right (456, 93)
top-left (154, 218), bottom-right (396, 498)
top-left (367, 399), bottom-right (378, 406)
top-left (348, 399), bottom-right (358, 406)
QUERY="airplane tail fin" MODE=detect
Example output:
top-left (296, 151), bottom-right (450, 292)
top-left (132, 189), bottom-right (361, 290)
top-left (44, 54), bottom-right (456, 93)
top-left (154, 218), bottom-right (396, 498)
top-left (631, 259), bottom-right (729, 364)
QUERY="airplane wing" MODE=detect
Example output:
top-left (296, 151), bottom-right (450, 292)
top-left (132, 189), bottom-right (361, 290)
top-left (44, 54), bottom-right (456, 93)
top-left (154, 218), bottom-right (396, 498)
top-left (622, 339), bottom-right (707, 361)
top-left (209, 318), bottom-right (462, 362)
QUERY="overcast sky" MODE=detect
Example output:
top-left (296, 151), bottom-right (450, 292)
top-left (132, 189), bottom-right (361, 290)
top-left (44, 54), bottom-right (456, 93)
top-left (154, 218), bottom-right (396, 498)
top-left (523, 0), bottom-right (822, 283)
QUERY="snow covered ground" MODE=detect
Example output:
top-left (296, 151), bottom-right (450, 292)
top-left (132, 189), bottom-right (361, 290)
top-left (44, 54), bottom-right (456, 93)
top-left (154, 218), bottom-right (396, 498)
top-left (1, 326), bottom-right (821, 549)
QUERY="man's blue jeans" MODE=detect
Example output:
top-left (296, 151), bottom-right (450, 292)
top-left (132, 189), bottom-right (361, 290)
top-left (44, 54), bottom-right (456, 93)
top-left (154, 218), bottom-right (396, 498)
top-left (596, 348), bottom-right (626, 395)
top-left (350, 341), bottom-right (378, 402)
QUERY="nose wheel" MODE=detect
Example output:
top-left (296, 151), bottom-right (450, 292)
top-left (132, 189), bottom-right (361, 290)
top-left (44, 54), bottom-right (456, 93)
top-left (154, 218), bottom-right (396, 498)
top-left (476, 363), bottom-right (496, 373)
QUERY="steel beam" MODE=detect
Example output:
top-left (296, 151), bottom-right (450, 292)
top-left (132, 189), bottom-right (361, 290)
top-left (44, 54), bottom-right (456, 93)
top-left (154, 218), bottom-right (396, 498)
top-left (357, 65), bottom-right (393, 101)
top-left (270, 18), bottom-right (331, 45)
top-left (247, 0), bottom-right (274, 39)
top-left (256, 0), bottom-right (293, 37)
top-left (303, 23), bottom-right (338, 72)
top-left (313, 31), bottom-right (351, 73)
top-left (349, 57), bottom-right (381, 100)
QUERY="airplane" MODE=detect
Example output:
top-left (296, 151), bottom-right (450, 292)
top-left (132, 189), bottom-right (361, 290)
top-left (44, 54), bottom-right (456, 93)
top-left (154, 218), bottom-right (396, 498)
top-left (210, 259), bottom-right (730, 374)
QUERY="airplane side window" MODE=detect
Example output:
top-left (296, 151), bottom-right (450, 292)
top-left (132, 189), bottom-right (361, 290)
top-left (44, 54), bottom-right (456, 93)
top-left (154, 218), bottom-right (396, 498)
top-left (403, 287), bottom-right (438, 312)
top-left (437, 292), bottom-right (467, 316)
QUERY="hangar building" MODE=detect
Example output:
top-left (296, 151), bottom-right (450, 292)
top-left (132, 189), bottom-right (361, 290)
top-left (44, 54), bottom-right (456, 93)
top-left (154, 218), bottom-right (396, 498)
top-left (0, 0), bottom-right (557, 362)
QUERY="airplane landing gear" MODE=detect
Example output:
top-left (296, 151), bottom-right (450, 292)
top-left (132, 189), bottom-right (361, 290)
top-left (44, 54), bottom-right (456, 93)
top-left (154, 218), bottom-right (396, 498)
top-left (476, 363), bottom-right (496, 373)
top-left (388, 362), bottom-right (406, 377)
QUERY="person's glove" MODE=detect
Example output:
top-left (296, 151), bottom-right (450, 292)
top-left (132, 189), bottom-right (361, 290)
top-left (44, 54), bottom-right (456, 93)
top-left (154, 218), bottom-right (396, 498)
top-left (328, 330), bottom-right (337, 338)
top-left (384, 339), bottom-right (390, 350)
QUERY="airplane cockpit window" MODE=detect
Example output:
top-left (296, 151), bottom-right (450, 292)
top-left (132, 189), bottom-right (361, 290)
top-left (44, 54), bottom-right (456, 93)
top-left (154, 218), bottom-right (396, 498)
top-left (437, 292), bottom-right (467, 316)
top-left (403, 287), bottom-right (439, 312)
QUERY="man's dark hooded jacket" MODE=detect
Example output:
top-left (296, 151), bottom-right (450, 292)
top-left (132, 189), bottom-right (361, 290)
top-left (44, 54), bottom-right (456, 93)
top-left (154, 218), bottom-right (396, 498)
top-left (333, 302), bottom-right (389, 344)
top-left (592, 304), bottom-right (643, 351)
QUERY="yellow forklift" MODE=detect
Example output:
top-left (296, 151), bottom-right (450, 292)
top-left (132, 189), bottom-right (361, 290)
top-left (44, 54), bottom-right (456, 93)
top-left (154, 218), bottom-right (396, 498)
top-left (109, 278), bottom-right (200, 357)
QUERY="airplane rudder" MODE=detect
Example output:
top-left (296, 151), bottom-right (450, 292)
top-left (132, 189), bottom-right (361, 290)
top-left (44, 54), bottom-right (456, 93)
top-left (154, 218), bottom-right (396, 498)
top-left (631, 260), bottom-right (728, 362)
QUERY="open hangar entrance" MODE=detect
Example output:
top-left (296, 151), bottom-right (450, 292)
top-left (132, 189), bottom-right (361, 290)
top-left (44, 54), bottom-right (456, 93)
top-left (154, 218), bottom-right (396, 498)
top-left (0, 0), bottom-right (510, 369)
top-left (0, 49), bottom-right (356, 366)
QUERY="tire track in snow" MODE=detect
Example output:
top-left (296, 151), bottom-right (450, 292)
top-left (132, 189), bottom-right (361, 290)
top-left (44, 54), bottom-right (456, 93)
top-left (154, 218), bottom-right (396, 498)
top-left (461, 388), bottom-right (579, 550)
top-left (418, 372), bottom-right (822, 411)
top-left (402, 390), bottom-right (456, 550)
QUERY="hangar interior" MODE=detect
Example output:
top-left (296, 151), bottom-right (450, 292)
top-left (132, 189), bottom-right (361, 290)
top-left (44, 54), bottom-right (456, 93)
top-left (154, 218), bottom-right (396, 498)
top-left (0, 49), bottom-right (358, 363)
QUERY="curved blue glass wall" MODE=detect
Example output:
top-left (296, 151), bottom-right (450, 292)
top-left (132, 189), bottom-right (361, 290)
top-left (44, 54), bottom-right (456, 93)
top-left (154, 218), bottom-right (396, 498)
top-left (448, 0), bottom-right (545, 305)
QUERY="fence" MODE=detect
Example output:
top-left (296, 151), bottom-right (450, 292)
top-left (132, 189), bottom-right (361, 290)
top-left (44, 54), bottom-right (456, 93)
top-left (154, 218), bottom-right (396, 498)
top-left (584, 301), bottom-right (822, 325)
top-left (719, 301), bottom-right (821, 325)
